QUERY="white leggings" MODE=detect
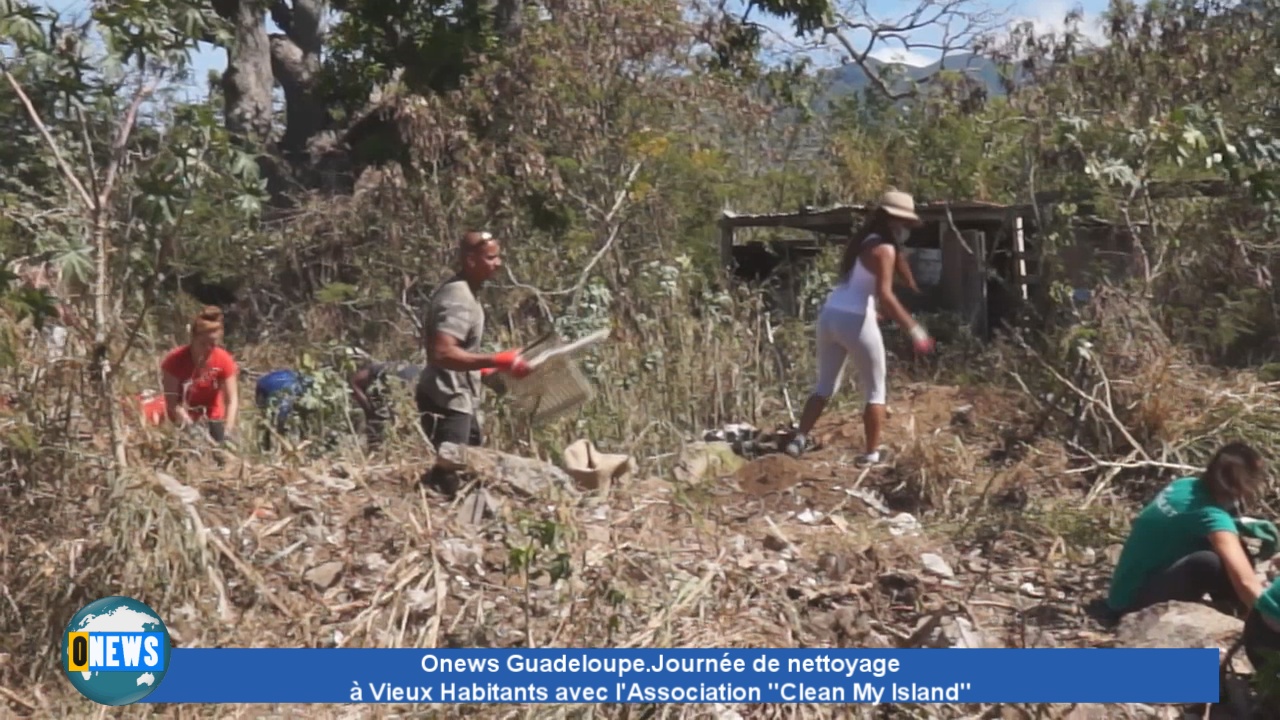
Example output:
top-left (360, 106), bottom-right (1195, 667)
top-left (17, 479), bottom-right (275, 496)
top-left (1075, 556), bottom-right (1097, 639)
top-left (813, 305), bottom-right (887, 405)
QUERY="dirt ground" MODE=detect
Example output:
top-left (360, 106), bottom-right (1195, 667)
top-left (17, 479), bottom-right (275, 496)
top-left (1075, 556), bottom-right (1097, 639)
top-left (0, 381), bottom-right (1231, 719)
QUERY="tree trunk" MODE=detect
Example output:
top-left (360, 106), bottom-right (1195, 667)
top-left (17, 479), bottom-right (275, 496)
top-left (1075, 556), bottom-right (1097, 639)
top-left (270, 0), bottom-right (327, 161)
top-left (482, 0), bottom-right (526, 39)
top-left (215, 0), bottom-right (276, 145)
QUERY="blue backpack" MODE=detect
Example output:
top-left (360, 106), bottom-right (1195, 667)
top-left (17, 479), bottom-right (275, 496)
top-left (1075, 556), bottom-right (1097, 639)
top-left (255, 370), bottom-right (311, 429)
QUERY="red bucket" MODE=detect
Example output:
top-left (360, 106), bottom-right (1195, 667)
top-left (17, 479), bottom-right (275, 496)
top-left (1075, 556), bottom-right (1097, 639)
top-left (138, 395), bottom-right (167, 426)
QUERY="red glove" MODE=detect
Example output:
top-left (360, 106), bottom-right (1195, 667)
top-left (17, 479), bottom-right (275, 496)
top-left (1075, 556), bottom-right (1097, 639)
top-left (492, 350), bottom-right (532, 379)
top-left (909, 325), bottom-right (935, 354)
top-left (480, 368), bottom-right (497, 379)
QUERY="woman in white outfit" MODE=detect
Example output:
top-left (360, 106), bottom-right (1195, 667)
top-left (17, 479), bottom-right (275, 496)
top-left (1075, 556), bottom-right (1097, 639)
top-left (785, 190), bottom-right (936, 466)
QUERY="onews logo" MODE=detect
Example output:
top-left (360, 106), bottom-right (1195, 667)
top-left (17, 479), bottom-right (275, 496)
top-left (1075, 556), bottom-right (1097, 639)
top-left (61, 596), bottom-right (171, 706)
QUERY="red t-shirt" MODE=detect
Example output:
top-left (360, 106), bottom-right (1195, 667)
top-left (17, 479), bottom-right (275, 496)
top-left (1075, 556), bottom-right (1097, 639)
top-left (160, 345), bottom-right (238, 420)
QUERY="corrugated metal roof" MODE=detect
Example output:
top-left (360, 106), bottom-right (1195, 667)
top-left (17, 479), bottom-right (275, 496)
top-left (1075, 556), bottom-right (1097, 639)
top-left (721, 200), bottom-right (1029, 231)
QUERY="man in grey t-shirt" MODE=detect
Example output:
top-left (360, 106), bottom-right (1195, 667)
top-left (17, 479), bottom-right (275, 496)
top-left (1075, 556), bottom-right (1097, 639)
top-left (416, 231), bottom-right (531, 496)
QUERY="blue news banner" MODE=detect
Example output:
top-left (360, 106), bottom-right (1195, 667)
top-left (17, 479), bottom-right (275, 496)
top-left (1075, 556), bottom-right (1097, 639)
top-left (141, 648), bottom-right (1222, 704)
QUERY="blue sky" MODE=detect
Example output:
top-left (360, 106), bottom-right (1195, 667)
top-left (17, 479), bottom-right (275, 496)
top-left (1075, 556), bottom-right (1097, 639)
top-left (39, 0), bottom-right (1113, 98)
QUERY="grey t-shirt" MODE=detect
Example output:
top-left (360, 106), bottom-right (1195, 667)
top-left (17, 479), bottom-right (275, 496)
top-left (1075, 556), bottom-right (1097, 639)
top-left (418, 277), bottom-right (485, 415)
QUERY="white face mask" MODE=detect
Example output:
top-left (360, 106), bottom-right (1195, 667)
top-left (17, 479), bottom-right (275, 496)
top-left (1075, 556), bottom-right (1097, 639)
top-left (891, 224), bottom-right (910, 244)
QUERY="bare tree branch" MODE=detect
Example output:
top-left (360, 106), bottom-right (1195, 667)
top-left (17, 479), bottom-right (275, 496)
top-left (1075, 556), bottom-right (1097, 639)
top-left (797, 0), bottom-right (1005, 100)
top-left (0, 65), bottom-right (96, 211)
top-left (567, 160), bottom-right (644, 314)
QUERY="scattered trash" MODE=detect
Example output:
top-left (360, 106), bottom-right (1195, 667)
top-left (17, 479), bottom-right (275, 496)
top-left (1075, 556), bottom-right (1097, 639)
top-left (561, 438), bottom-right (633, 492)
top-left (673, 441), bottom-right (746, 484)
top-left (844, 487), bottom-right (891, 515)
top-left (883, 512), bottom-right (922, 536)
top-left (703, 423), bottom-right (757, 444)
top-left (794, 508), bottom-right (824, 524)
top-left (699, 421), bottom-right (795, 459)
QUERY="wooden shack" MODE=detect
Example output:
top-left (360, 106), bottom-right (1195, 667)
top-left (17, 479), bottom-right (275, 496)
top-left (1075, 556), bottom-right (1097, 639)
top-left (719, 200), bottom-right (1043, 338)
top-left (717, 199), bottom-right (1157, 339)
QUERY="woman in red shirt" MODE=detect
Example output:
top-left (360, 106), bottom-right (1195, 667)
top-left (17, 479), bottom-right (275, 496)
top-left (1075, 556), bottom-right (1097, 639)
top-left (160, 306), bottom-right (240, 445)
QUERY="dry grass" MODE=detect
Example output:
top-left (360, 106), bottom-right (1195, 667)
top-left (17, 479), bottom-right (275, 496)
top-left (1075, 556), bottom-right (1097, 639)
top-left (5, 283), bottom-right (1280, 719)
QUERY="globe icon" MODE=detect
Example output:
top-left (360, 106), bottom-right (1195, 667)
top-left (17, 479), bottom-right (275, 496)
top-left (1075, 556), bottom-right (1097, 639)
top-left (62, 596), bottom-right (171, 706)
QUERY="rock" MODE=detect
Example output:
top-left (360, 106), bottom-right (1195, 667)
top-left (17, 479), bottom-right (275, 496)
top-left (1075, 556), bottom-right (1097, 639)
top-left (938, 616), bottom-right (987, 648)
top-left (285, 487), bottom-right (318, 512)
top-left (763, 533), bottom-right (789, 552)
top-left (436, 443), bottom-right (572, 497)
top-left (1116, 600), bottom-right (1251, 673)
top-left (304, 561), bottom-right (345, 590)
top-left (672, 442), bottom-right (745, 484)
top-left (1058, 703), bottom-right (1183, 720)
top-left (915, 614), bottom-right (992, 648)
top-left (710, 704), bottom-right (743, 720)
top-left (438, 538), bottom-right (481, 567)
top-left (920, 553), bottom-right (956, 579)
top-left (876, 572), bottom-right (921, 604)
top-left (361, 553), bottom-right (389, 572)
top-left (457, 488), bottom-right (499, 526)
top-left (816, 553), bottom-right (848, 579)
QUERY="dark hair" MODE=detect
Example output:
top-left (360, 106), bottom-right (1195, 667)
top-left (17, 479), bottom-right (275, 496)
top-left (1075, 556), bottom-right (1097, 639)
top-left (1201, 441), bottom-right (1267, 505)
top-left (838, 207), bottom-right (896, 281)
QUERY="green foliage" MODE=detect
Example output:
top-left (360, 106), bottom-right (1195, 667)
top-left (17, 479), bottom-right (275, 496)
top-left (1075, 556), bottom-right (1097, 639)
top-left (1, 0), bottom-right (264, 309)
top-left (93, 0), bottom-right (228, 74)
top-left (5, 0), bottom-right (1280, 472)
top-left (323, 0), bottom-right (509, 119)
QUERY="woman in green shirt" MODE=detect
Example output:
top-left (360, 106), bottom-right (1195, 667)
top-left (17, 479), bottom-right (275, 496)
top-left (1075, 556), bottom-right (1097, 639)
top-left (1107, 442), bottom-right (1267, 619)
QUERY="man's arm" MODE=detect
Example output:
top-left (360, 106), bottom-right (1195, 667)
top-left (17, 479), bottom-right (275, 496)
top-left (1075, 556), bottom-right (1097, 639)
top-left (349, 366), bottom-right (378, 415)
top-left (429, 332), bottom-right (501, 372)
top-left (426, 287), bottom-right (502, 372)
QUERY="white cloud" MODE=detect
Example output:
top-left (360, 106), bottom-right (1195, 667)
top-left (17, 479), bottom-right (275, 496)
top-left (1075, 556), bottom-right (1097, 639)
top-left (1011, 0), bottom-right (1108, 45)
top-left (867, 47), bottom-right (937, 68)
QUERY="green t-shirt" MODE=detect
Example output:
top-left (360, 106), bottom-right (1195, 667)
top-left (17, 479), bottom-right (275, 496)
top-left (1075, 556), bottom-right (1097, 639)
top-left (1107, 476), bottom-right (1238, 612)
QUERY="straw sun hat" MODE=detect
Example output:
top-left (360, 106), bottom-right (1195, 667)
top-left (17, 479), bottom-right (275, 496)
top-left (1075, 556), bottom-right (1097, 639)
top-left (562, 438), bottom-right (633, 492)
top-left (877, 190), bottom-right (923, 228)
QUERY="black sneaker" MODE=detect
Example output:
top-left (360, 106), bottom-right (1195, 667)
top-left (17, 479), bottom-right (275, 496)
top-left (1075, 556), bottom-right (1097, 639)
top-left (784, 433), bottom-right (814, 458)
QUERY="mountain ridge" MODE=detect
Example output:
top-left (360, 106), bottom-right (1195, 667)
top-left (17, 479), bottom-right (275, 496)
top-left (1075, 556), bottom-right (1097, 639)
top-left (816, 51), bottom-right (1013, 104)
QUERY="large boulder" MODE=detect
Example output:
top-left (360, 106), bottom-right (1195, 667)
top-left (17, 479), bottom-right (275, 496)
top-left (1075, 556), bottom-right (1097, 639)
top-left (1116, 600), bottom-right (1249, 672)
top-left (435, 442), bottom-right (573, 498)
